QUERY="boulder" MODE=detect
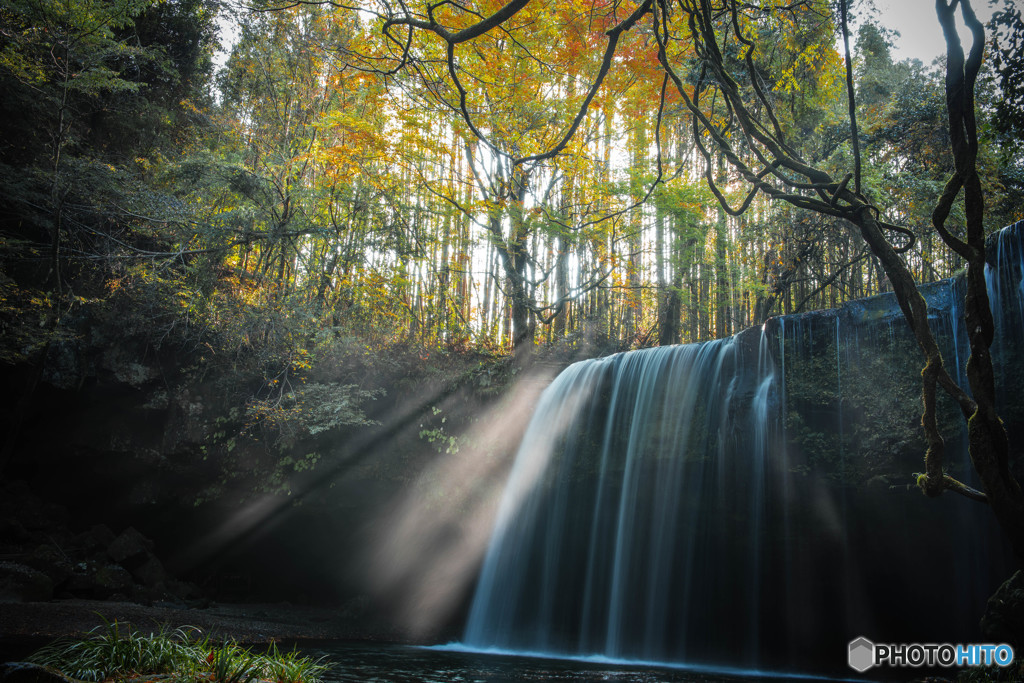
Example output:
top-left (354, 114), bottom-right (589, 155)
top-left (166, 578), bottom-right (202, 601)
top-left (0, 561), bottom-right (54, 602)
top-left (61, 563), bottom-right (100, 598)
top-left (106, 527), bottom-right (152, 564)
top-left (94, 563), bottom-right (135, 595)
top-left (130, 556), bottom-right (169, 588)
top-left (77, 524), bottom-right (116, 552)
top-left (61, 560), bottom-right (133, 599)
top-left (22, 544), bottom-right (74, 586)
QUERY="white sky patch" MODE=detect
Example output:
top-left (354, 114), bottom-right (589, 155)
top-left (872, 0), bottom-right (998, 65)
top-left (214, 6), bottom-right (242, 73)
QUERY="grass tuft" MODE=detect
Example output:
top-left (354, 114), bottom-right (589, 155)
top-left (27, 617), bottom-right (330, 683)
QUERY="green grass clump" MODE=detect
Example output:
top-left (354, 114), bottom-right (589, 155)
top-left (27, 617), bottom-right (329, 683)
top-left (29, 618), bottom-right (198, 681)
top-left (256, 643), bottom-right (329, 683)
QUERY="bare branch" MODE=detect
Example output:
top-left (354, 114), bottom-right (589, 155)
top-left (513, 0), bottom-right (653, 166)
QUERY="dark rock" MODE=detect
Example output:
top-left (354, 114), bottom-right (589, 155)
top-left (61, 560), bottom-right (134, 599)
top-left (130, 556), bottom-right (168, 588)
top-left (166, 579), bottom-right (202, 601)
top-left (0, 482), bottom-right (68, 533)
top-left (23, 545), bottom-right (74, 586)
top-left (101, 346), bottom-right (160, 388)
top-left (41, 338), bottom-right (85, 390)
top-left (0, 662), bottom-right (84, 683)
top-left (77, 524), bottom-right (116, 552)
top-left (106, 527), bottom-right (152, 564)
top-left (981, 570), bottom-right (1024, 651)
top-left (0, 518), bottom-right (32, 546)
top-left (0, 562), bottom-right (54, 602)
top-left (61, 565), bottom-right (99, 597)
top-left (127, 586), bottom-right (157, 606)
top-left (94, 563), bottom-right (134, 594)
top-left (153, 597), bottom-right (189, 610)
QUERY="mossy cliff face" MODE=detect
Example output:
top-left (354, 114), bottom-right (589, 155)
top-left (779, 284), bottom-right (964, 488)
top-left (779, 223), bottom-right (1024, 490)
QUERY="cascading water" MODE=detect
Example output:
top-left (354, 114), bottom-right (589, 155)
top-left (457, 223), bottom-right (1024, 675)
top-left (987, 221), bottom-right (1024, 341)
top-left (463, 332), bottom-right (788, 668)
top-left (986, 221), bottom-right (1024, 417)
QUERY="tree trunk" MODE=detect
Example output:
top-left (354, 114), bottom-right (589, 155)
top-left (714, 162), bottom-right (730, 338)
top-left (657, 208), bottom-right (682, 345)
top-left (851, 202), bottom-right (1024, 559)
top-left (553, 235), bottom-right (569, 338)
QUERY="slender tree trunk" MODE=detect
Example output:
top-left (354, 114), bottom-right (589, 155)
top-left (624, 119), bottom-right (646, 343)
top-left (657, 203), bottom-right (682, 345)
top-left (714, 161), bottom-right (730, 338)
top-left (440, 211), bottom-right (450, 345)
top-left (554, 235), bottom-right (569, 338)
top-left (48, 53), bottom-right (73, 296)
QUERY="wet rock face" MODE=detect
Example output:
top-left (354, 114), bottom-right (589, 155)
top-left (982, 570), bottom-right (1024, 651)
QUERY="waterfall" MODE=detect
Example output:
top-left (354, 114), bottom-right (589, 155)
top-left (458, 223), bottom-right (1024, 675)
top-left (463, 333), bottom-right (785, 667)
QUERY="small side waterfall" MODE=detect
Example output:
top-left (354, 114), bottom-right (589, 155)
top-left (459, 223), bottom-right (1024, 675)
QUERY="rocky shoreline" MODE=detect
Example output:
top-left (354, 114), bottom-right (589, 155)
top-left (0, 598), bottom-right (398, 665)
top-left (0, 481), bottom-right (206, 607)
top-left (0, 599), bottom-right (366, 640)
top-left (0, 480), bottom-right (421, 664)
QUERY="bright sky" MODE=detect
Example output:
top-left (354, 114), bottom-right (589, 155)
top-left (213, 1), bottom-right (1002, 67)
top-left (871, 0), bottom-right (999, 65)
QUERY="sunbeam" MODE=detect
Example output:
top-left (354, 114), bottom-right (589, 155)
top-left (363, 365), bottom-right (561, 639)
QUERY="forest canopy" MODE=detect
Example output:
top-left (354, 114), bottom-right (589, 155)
top-left (0, 0), bottom-right (1023, 502)
top-left (2, 0), bottom-right (1021, 363)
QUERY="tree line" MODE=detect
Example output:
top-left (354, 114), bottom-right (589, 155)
top-left (2, 0), bottom-right (1020, 363)
top-left (2, 0), bottom-right (1024, 546)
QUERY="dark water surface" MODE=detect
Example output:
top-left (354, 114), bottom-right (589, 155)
top-left (305, 641), bottom-right (847, 682)
top-left (0, 637), bottom-right (866, 682)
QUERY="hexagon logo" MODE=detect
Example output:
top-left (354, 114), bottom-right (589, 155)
top-left (848, 636), bottom-right (875, 672)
